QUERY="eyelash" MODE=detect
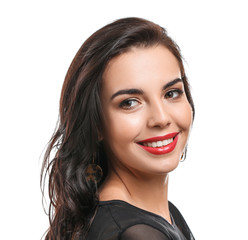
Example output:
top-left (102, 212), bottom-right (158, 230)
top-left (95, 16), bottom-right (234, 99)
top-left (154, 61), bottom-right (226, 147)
top-left (119, 89), bottom-right (184, 110)
top-left (119, 99), bottom-right (139, 110)
top-left (165, 89), bottom-right (184, 99)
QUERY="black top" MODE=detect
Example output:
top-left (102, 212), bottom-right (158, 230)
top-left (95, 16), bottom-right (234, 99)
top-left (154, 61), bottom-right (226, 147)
top-left (87, 200), bottom-right (195, 240)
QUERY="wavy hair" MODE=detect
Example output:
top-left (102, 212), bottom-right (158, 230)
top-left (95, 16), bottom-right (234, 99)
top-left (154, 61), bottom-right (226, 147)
top-left (41, 17), bottom-right (195, 240)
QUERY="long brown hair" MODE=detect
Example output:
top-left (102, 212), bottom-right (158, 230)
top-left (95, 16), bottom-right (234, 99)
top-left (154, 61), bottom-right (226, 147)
top-left (41, 17), bottom-right (195, 240)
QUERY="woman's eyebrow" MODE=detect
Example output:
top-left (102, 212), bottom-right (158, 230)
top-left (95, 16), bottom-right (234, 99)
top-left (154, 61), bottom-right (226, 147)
top-left (110, 78), bottom-right (182, 100)
top-left (162, 78), bottom-right (182, 90)
top-left (110, 88), bottom-right (144, 100)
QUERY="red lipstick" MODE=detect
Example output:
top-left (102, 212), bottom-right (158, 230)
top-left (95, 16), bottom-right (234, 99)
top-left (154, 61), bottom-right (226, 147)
top-left (137, 132), bottom-right (179, 155)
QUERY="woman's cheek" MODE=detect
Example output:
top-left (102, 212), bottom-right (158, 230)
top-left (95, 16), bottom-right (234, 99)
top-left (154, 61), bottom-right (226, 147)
top-left (171, 102), bottom-right (192, 130)
top-left (107, 110), bottom-right (144, 140)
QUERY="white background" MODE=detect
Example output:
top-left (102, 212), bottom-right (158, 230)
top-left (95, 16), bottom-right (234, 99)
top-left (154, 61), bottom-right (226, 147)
top-left (1, 0), bottom-right (247, 239)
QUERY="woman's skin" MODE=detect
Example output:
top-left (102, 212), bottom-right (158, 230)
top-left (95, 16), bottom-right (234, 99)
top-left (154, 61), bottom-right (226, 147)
top-left (99, 45), bottom-right (193, 224)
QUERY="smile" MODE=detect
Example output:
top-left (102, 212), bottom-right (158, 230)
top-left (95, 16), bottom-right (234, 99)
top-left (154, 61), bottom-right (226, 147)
top-left (137, 132), bottom-right (179, 155)
top-left (141, 138), bottom-right (173, 147)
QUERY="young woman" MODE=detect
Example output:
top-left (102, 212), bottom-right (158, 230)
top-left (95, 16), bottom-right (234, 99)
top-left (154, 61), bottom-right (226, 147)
top-left (41, 17), bottom-right (195, 240)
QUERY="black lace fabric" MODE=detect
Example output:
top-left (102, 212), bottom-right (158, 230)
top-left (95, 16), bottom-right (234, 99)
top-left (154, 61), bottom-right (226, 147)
top-left (87, 200), bottom-right (195, 240)
top-left (121, 224), bottom-right (170, 240)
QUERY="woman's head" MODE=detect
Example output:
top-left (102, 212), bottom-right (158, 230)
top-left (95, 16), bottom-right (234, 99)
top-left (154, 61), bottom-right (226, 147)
top-left (42, 17), bottom-right (194, 239)
top-left (60, 16), bottom-right (194, 174)
top-left (101, 45), bottom-right (193, 177)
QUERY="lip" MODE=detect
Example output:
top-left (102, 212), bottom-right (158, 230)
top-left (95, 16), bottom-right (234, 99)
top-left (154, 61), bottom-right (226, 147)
top-left (137, 132), bottom-right (179, 155)
top-left (138, 132), bottom-right (179, 143)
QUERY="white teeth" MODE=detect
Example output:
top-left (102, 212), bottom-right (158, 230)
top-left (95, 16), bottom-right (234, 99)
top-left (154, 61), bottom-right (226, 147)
top-left (152, 142), bottom-right (157, 148)
top-left (163, 139), bottom-right (173, 146)
top-left (142, 138), bottom-right (173, 148)
top-left (157, 141), bottom-right (163, 147)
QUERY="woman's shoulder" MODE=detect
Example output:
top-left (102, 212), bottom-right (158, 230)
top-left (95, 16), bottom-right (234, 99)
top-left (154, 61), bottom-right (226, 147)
top-left (87, 200), bottom-right (169, 240)
top-left (86, 201), bottom-right (121, 240)
top-left (86, 200), bottom-right (192, 240)
top-left (95, 200), bottom-right (173, 228)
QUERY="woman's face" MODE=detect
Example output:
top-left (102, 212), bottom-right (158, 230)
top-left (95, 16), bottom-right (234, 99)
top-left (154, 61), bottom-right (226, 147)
top-left (101, 45), bottom-right (193, 176)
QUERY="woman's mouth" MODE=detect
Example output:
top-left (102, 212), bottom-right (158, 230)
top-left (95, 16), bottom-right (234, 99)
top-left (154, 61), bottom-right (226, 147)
top-left (137, 132), bottom-right (179, 155)
top-left (140, 138), bottom-right (174, 147)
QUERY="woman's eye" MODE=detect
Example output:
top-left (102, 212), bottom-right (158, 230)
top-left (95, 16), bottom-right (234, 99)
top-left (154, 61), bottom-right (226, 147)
top-left (165, 89), bottom-right (183, 99)
top-left (119, 99), bottom-right (139, 110)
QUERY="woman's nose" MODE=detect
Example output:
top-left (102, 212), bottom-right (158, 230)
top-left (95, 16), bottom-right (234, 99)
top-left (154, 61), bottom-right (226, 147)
top-left (147, 101), bottom-right (171, 129)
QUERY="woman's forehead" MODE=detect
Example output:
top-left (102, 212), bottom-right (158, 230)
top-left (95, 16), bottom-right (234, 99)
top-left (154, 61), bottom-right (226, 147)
top-left (102, 45), bottom-right (181, 93)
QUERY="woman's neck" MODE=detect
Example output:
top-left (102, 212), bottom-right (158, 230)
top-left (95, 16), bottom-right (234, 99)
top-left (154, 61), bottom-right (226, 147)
top-left (99, 167), bottom-right (171, 224)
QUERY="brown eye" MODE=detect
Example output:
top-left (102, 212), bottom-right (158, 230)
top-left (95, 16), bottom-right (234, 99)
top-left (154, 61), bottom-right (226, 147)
top-left (119, 99), bottom-right (139, 110)
top-left (165, 89), bottom-right (183, 99)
